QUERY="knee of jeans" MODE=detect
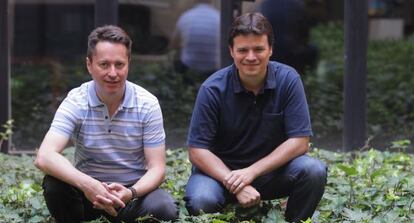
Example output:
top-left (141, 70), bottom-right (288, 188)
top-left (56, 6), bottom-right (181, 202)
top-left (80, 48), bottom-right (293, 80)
top-left (303, 158), bottom-right (328, 184)
top-left (145, 197), bottom-right (178, 221)
top-left (186, 194), bottom-right (223, 215)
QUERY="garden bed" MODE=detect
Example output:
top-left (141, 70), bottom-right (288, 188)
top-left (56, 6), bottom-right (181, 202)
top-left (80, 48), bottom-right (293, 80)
top-left (1, 143), bottom-right (414, 222)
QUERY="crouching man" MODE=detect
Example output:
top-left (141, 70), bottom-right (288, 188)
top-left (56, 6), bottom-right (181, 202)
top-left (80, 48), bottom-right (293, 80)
top-left (35, 25), bottom-right (178, 223)
top-left (184, 13), bottom-right (327, 222)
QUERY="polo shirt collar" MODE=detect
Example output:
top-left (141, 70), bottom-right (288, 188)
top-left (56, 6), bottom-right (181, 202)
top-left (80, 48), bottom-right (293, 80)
top-left (122, 81), bottom-right (135, 108)
top-left (88, 81), bottom-right (102, 107)
top-left (264, 62), bottom-right (277, 90)
top-left (231, 62), bottom-right (277, 94)
top-left (87, 80), bottom-right (135, 108)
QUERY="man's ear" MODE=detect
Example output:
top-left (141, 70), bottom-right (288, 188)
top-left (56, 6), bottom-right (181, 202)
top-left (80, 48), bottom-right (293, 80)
top-left (86, 57), bottom-right (92, 74)
top-left (228, 46), bottom-right (234, 58)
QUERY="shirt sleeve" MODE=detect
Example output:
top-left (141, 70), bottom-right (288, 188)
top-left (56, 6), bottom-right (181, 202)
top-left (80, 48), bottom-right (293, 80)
top-left (49, 97), bottom-right (81, 139)
top-left (282, 74), bottom-right (313, 137)
top-left (187, 85), bottom-right (220, 149)
top-left (142, 100), bottom-right (166, 148)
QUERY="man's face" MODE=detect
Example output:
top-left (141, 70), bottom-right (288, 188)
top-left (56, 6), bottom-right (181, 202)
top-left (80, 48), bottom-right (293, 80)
top-left (229, 34), bottom-right (272, 81)
top-left (86, 41), bottom-right (129, 98)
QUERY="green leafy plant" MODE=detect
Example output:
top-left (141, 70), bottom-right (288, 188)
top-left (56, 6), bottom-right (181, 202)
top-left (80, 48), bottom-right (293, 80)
top-left (1, 145), bottom-right (414, 222)
top-left (0, 119), bottom-right (14, 146)
top-left (390, 139), bottom-right (412, 152)
top-left (304, 22), bottom-right (414, 140)
top-left (0, 153), bottom-right (50, 222)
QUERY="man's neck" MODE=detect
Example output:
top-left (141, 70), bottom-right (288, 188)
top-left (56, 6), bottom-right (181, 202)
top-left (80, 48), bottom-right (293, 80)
top-left (96, 88), bottom-right (125, 118)
top-left (239, 75), bottom-right (266, 96)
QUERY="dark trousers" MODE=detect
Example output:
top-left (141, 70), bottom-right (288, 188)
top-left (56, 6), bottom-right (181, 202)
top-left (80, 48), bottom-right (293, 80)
top-left (42, 175), bottom-right (178, 223)
top-left (184, 155), bottom-right (328, 222)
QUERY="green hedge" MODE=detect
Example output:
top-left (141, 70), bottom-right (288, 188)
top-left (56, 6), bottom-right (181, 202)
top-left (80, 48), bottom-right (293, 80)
top-left (305, 22), bottom-right (414, 137)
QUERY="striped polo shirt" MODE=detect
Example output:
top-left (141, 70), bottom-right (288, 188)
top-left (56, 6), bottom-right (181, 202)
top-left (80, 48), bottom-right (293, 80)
top-left (50, 80), bottom-right (165, 185)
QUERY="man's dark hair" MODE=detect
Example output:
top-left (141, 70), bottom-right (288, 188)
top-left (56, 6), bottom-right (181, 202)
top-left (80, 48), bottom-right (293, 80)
top-left (87, 25), bottom-right (132, 60)
top-left (228, 12), bottom-right (274, 48)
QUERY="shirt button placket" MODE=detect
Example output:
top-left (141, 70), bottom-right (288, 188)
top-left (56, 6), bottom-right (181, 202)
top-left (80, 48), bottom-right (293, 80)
top-left (103, 106), bottom-right (111, 134)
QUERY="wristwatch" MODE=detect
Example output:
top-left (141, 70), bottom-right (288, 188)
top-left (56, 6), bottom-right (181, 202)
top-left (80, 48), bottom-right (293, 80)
top-left (128, 186), bottom-right (139, 200)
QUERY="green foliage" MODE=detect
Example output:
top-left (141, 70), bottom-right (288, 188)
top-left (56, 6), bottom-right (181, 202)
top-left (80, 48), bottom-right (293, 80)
top-left (11, 61), bottom-right (88, 148)
top-left (367, 41), bottom-right (414, 134)
top-left (0, 119), bottom-right (14, 141)
top-left (127, 62), bottom-right (198, 129)
top-left (304, 22), bottom-right (344, 133)
top-left (390, 139), bottom-right (412, 152)
top-left (0, 154), bottom-right (50, 222)
top-left (305, 22), bottom-right (414, 137)
top-left (1, 145), bottom-right (414, 222)
top-left (311, 145), bottom-right (414, 222)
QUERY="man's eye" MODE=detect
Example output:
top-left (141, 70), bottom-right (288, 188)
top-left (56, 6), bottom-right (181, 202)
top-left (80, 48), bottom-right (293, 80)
top-left (115, 63), bottom-right (125, 69)
top-left (99, 63), bottom-right (108, 68)
top-left (238, 49), bottom-right (247, 53)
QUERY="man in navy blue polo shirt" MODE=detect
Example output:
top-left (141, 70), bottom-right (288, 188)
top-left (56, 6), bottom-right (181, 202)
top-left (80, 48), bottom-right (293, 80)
top-left (184, 12), bottom-right (327, 222)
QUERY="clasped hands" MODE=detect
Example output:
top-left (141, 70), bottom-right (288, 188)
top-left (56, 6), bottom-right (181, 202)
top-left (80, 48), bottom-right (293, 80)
top-left (84, 181), bottom-right (133, 216)
top-left (223, 168), bottom-right (261, 208)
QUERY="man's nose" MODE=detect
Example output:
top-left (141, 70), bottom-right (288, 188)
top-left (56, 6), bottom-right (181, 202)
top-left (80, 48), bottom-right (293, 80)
top-left (108, 65), bottom-right (117, 77)
top-left (246, 50), bottom-right (257, 60)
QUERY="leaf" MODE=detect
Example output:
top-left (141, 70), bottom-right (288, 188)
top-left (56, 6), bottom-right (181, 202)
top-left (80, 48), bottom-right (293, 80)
top-left (370, 168), bottom-right (386, 181)
top-left (337, 164), bottom-right (358, 176)
top-left (29, 197), bottom-right (43, 210)
top-left (211, 220), bottom-right (228, 223)
top-left (342, 208), bottom-right (370, 221)
top-left (28, 215), bottom-right (43, 223)
top-left (262, 208), bottom-right (286, 223)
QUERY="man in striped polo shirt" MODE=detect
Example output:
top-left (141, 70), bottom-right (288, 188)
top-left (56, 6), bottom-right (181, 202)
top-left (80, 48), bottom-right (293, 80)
top-left (35, 25), bottom-right (178, 223)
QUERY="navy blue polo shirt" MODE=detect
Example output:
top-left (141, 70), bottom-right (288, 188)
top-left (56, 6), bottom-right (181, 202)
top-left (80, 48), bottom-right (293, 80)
top-left (187, 61), bottom-right (312, 170)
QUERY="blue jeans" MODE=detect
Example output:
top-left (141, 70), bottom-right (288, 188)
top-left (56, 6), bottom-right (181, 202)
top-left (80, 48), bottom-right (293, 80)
top-left (184, 155), bottom-right (327, 222)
